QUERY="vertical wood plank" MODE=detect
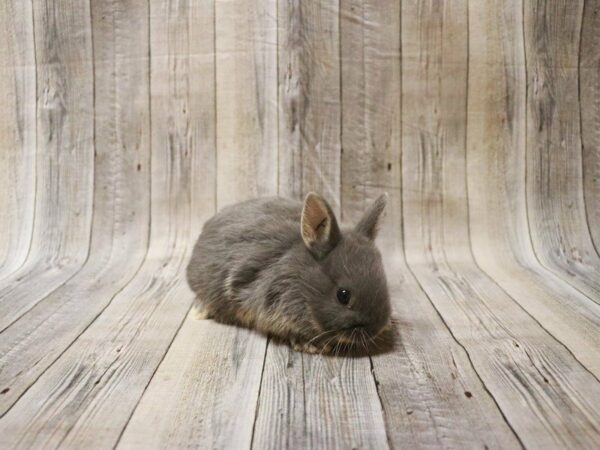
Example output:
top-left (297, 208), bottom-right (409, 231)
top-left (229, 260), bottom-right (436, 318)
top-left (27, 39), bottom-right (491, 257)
top-left (216, 0), bottom-right (278, 206)
top-left (339, 0), bottom-right (401, 246)
top-left (402, 1), bottom-right (600, 448)
top-left (0, 0), bottom-right (36, 278)
top-left (278, 0), bottom-right (341, 214)
top-left (0, 0), bottom-right (152, 416)
top-left (467, 0), bottom-right (600, 378)
top-left (0, 0), bottom-right (95, 327)
top-left (524, 0), bottom-right (600, 300)
top-left (371, 256), bottom-right (522, 449)
top-left (401, 0), bottom-right (470, 262)
top-left (580, 0), bottom-right (600, 250)
top-left (119, 322), bottom-right (266, 449)
top-left (119, 1), bottom-right (268, 448)
top-left (0, 0), bottom-right (216, 446)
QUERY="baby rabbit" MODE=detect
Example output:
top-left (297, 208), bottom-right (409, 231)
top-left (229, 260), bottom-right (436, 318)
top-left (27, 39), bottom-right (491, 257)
top-left (186, 192), bottom-right (391, 354)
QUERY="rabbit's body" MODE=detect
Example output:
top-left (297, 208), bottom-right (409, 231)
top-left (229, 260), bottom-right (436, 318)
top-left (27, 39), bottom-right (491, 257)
top-left (186, 194), bottom-right (391, 353)
top-left (187, 197), bottom-right (317, 343)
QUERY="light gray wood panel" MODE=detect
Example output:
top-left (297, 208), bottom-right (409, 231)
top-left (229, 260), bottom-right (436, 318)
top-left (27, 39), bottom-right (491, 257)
top-left (580, 0), bottom-right (600, 250)
top-left (119, 2), bottom-right (266, 448)
top-left (0, 0), bottom-right (36, 278)
top-left (0, 251), bottom-right (191, 449)
top-left (372, 256), bottom-right (522, 449)
top-left (408, 262), bottom-right (600, 449)
top-left (1, 1), bottom-right (600, 448)
top-left (524, 0), bottom-right (600, 301)
top-left (0, 0), bottom-right (215, 445)
top-left (0, 0), bottom-right (95, 328)
top-left (216, 0), bottom-right (278, 207)
top-left (251, 341), bottom-right (304, 449)
top-left (403, 1), bottom-right (600, 447)
top-left (401, 0), bottom-right (470, 262)
top-left (120, 320), bottom-right (267, 449)
top-left (466, 0), bottom-right (600, 378)
top-left (278, 0), bottom-right (342, 214)
top-left (339, 0), bottom-right (401, 244)
top-left (253, 344), bottom-right (389, 450)
top-left (0, 0), bottom-right (151, 416)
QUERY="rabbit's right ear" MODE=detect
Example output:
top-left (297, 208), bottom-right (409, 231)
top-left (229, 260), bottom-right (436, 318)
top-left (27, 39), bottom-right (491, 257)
top-left (301, 192), bottom-right (341, 258)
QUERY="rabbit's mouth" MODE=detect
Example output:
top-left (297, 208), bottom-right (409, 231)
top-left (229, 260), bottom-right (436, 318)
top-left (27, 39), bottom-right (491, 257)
top-left (334, 321), bottom-right (390, 348)
top-left (335, 325), bottom-right (373, 347)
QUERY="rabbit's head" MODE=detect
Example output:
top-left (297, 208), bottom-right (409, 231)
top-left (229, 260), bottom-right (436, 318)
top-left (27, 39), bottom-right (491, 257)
top-left (297, 192), bottom-right (391, 347)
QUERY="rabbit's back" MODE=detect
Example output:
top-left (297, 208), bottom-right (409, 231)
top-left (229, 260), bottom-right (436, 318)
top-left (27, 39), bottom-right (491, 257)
top-left (186, 197), bottom-right (302, 322)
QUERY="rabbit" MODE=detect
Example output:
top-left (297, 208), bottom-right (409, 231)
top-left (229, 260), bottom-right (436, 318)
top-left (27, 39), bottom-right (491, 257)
top-left (186, 192), bottom-right (391, 354)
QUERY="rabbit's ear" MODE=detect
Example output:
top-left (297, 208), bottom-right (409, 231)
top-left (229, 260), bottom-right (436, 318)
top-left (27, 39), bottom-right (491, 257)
top-left (301, 192), bottom-right (341, 257)
top-left (354, 193), bottom-right (388, 240)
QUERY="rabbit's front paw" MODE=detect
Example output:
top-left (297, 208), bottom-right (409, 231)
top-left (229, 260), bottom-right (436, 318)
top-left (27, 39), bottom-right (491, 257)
top-left (189, 298), bottom-right (211, 320)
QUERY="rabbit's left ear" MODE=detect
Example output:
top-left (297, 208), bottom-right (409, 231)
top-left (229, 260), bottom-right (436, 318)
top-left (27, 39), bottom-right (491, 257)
top-left (354, 193), bottom-right (388, 240)
top-left (301, 192), bottom-right (341, 258)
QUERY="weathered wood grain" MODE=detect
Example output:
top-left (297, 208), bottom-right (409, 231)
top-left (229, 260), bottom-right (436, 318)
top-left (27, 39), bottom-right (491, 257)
top-left (339, 0), bottom-right (401, 243)
top-left (119, 320), bottom-right (266, 449)
top-left (0, 0), bottom-right (151, 416)
top-left (466, 0), bottom-right (600, 378)
top-left (0, 0), bottom-right (214, 446)
top-left (408, 262), bottom-right (600, 449)
top-left (403, 1), bottom-right (600, 448)
top-left (278, 0), bottom-right (342, 214)
top-left (580, 0), bottom-right (600, 250)
top-left (0, 0), bottom-right (36, 278)
top-left (216, 0), bottom-right (278, 207)
top-left (401, 0), bottom-right (470, 262)
top-left (0, 0), bottom-right (95, 330)
top-left (1, 0), bottom-right (600, 448)
top-left (372, 255), bottom-right (522, 449)
top-left (253, 343), bottom-right (389, 450)
top-left (524, 0), bottom-right (600, 301)
top-left (118, 2), bottom-right (266, 448)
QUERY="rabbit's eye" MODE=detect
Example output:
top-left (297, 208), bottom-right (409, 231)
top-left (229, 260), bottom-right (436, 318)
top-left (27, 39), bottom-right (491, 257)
top-left (336, 288), bottom-right (351, 305)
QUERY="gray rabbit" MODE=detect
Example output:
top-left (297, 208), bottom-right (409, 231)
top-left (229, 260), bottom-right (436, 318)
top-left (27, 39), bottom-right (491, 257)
top-left (186, 192), bottom-right (391, 354)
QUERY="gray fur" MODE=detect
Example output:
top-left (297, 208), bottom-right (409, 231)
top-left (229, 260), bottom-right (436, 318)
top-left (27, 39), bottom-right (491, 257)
top-left (186, 193), bottom-right (391, 352)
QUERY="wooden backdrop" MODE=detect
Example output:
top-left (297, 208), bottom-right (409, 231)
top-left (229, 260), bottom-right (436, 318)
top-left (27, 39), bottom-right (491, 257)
top-left (0, 0), bottom-right (599, 448)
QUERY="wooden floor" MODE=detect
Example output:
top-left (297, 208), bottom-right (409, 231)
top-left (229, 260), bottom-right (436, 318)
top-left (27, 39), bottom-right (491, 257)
top-left (1, 0), bottom-right (600, 448)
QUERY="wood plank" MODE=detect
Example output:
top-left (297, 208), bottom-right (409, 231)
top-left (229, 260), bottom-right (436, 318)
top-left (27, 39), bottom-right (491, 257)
top-left (408, 262), bottom-right (600, 449)
top-left (0, 0), bottom-right (151, 416)
top-left (339, 0), bottom-right (401, 242)
top-left (372, 256), bottom-right (522, 449)
top-left (524, 0), bottom-right (600, 301)
top-left (580, 0), bottom-right (600, 250)
top-left (401, 0), bottom-right (470, 262)
top-left (253, 342), bottom-right (389, 450)
top-left (0, 0), bottom-right (95, 327)
top-left (0, 253), bottom-right (191, 449)
top-left (403, 1), bottom-right (600, 447)
top-left (118, 2), bottom-right (268, 448)
top-left (0, 0), bottom-right (36, 278)
top-left (216, 0), bottom-right (278, 207)
top-left (278, 0), bottom-right (342, 214)
top-left (0, 0), bottom-right (216, 446)
top-left (119, 320), bottom-right (266, 449)
top-left (466, 0), bottom-right (600, 378)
